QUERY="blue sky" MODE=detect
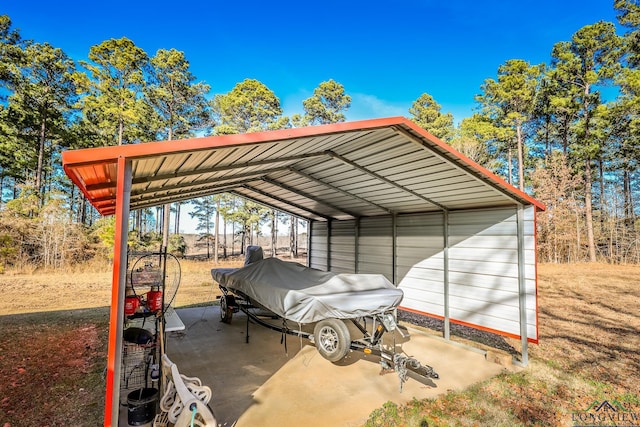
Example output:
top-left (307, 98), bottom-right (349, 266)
top-left (2, 0), bottom-right (621, 125)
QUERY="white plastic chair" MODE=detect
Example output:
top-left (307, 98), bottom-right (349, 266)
top-left (160, 354), bottom-right (217, 427)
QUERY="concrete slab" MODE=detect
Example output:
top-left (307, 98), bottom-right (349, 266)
top-left (128, 306), bottom-right (509, 426)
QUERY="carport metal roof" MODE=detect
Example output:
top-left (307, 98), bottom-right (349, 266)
top-left (62, 116), bottom-right (544, 219)
top-left (62, 116), bottom-right (544, 427)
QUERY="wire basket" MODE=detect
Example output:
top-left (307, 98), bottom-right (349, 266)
top-left (120, 342), bottom-right (159, 404)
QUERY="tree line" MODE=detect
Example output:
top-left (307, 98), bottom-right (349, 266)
top-left (1, 1), bottom-right (639, 270)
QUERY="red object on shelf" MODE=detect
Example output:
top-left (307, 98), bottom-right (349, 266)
top-left (124, 296), bottom-right (139, 316)
top-left (146, 287), bottom-right (163, 311)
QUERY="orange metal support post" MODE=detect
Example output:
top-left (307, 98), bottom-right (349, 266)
top-left (104, 157), bottom-right (132, 426)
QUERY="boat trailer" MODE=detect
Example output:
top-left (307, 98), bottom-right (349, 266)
top-left (218, 288), bottom-right (439, 391)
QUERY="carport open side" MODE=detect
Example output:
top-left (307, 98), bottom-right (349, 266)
top-left (62, 116), bottom-right (544, 426)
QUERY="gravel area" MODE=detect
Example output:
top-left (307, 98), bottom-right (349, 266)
top-left (397, 310), bottom-right (519, 356)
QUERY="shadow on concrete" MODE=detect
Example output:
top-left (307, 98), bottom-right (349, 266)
top-left (144, 305), bottom-right (509, 427)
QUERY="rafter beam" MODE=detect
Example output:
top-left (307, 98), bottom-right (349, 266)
top-left (85, 151), bottom-right (331, 192)
top-left (325, 150), bottom-right (448, 211)
top-left (131, 189), bottom-right (228, 212)
top-left (288, 167), bottom-right (393, 215)
top-left (261, 176), bottom-right (359, 219)
top-left (129, 178), bottom-right (260, 207)
top-left (131, 167), bottom-right (288, 197)
top-left (241, 184), bottom-right (333, 221)
top-left (228, 190), bottom-right (319, 222)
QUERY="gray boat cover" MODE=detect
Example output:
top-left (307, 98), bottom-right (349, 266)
top-left (211, 258), bottom-right (403, 324)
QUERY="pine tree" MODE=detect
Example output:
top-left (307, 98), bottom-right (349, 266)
top-left (476, 59), bottom-right (543, 190)
top-left (211, 79), bottom-right (288, 134)
top-left (77, 37), bottom-right (150, 146)
top-left (409, 93), bottom-right (455, 142)
top-left (550, 21), bottom-right (622, 261)
top-left (293, 79), bottom-right (351, 126)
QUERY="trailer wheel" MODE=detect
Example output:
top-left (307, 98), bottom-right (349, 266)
top-left (220, 295), bottom-right (235, 324)
top-left (313, 319), bottom-right (351, 362)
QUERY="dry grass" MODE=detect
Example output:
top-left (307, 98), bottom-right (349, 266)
top-left (0, 258), bottom-right (245, 316)
top-left (533, 263), bottom-right (640, 394)
top-left (366, 262), bottom-right (640, 426)
top-left (1, 261), bottom-right (638, 427)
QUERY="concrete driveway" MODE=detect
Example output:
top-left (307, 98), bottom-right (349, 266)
top-left (152, 306), bottom-right (510, 427)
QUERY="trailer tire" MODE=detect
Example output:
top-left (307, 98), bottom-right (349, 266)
top-left (220, 295), bottom-right (235, 324)
top-left (314, 319), bottom-right (351, 362)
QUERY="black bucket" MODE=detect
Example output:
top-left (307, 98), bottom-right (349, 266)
top-left (127, 387), bottom-right (158, 426)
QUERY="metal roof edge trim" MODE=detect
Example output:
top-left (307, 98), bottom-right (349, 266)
top-left (396, 119), bottom-right (546, 212)
top-left (61, 117), bottom-right (409, 167)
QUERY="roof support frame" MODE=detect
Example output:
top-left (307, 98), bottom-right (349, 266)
top-left (92, 199), bottom-right (117, 212)
top-left (136, 152), bottom-right (330, 186)
top-left (135, 187), bottom-right (249, 212)
top-left (229, 189), bottom-right (322, 223)
top-left (325, 150), bottom-right (447, 211)
top-left (240, 184), bottom-right (333, 221)
top-left (129, 169), bottom-right (286, 203)
top-left (129, 179), bottom-right (264, 210)
top-left (92, 177), bottom-right (262, 207)
top-left (84, 152), bottom-right (331, 192)
top-left (261, 176), bottom-right (359, 219)
top-left (136, 165), bottom-right (292, 196)
top-left (288, 167), bottom-right (393, 215)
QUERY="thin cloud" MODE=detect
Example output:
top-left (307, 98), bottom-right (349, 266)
top-left (347, 93), bottom-right (408, 121)
top-left (281, 91), bottom-right (408, 123)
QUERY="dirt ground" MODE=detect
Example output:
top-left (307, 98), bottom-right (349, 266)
top-left (0, 261), bottom-right (639, 426)
top-left (0, 257), bottom-right (234, 427)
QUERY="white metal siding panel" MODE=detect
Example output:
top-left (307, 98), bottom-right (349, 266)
top-left (329, 220), bottom-right (356, 273)
top-left (309, 221), bottom-right (328, 271)
top-left (396, 212), bottom-right (447, 323)
top-left (395, 213), bottom-right (444, 282)
top-left (357, 217), bottom-right (393, 281)
top-left (447, 207), bottom-right (536, 339)
top-left (523, 205), bottom-right (537, 340)
top-left (398, 207), bottom-right (538, 341)
top-left (399, 270), bottom-right (445, 315)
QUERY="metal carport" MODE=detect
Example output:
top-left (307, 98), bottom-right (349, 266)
top-left (62, 116), bottom-right (545, 427)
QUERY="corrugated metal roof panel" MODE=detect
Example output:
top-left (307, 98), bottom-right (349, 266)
top-left (62, 117), bottom-right (545, 218)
